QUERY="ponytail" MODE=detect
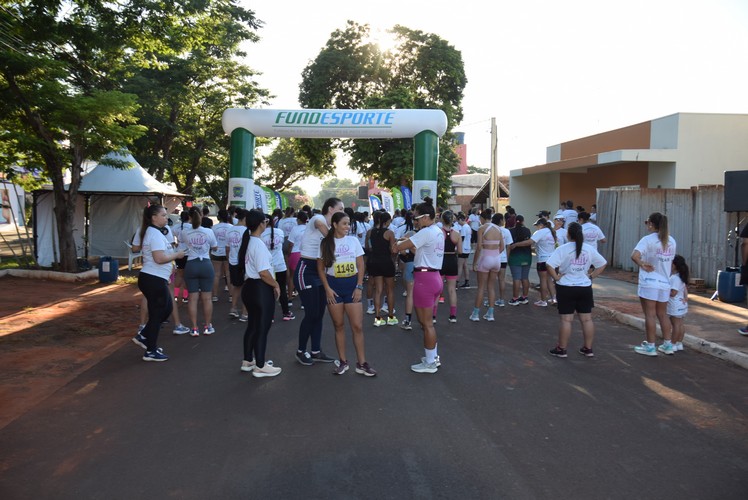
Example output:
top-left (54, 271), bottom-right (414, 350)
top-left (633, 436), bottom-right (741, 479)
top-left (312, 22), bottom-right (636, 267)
top-left (543, 219), bottom-right (557, 244)
top-left (139, 205), bottom-right (166, 244)
top-left (266, 213), bottom-right (275, 250)
top-left (649, 212), bottom-right (670, 250)
top-left (189, 207), bottom-right (202, 228)
top-left (568, 222), bottom-right (584, 258)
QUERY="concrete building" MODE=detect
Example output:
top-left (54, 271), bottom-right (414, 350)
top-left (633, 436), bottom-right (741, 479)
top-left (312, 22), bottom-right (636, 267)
top-left (509, 112), bottom-right (748, 218)
top-left (447, 173), bottom-right (488, 213)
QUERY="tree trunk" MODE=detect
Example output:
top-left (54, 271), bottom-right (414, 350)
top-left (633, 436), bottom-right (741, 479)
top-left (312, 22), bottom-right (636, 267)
top-left (47, 148), bottom-right (85, 273)
top-left (4, 71), bottom-right (83, 272)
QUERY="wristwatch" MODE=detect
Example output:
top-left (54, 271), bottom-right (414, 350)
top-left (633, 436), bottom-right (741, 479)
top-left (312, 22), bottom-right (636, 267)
top-left (355, 284), bottom-right (364, 290)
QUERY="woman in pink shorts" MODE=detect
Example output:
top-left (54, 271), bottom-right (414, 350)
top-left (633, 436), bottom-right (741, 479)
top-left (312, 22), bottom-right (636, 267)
top-left (396, 198), bottom-right (444, 374)
top-left (470, 209), bottom-right (504, 322)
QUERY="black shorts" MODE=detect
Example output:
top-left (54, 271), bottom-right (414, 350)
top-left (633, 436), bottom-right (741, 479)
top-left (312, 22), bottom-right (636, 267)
top-left (229, 264), bottom-right (245, 287)
top-left (471, 229), bottom-right (477, 244)
top-left (367, 258), bottom-right (395, 278)
top-left (211, 254), bottom-right (227, 262)
top-left (556, 284), bottom-right (594, 315)
top-left (500, 262), bottom-right (507, 269)
top-left (536, 262), bottom-right (548, 272)
top-left (440, 254), bottom-right (458, 277)
top-left (458, 253), bottom-right (469, 259)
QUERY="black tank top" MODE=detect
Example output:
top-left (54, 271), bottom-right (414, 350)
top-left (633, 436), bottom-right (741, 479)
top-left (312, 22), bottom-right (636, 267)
top-left (370, 227), bottom-right (391, 261)
top-left (443, 228), bottom-right (457, 253)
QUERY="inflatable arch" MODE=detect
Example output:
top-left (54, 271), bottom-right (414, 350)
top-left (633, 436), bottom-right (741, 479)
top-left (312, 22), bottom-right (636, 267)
top-left (221, 108), bottom-right (448, 209)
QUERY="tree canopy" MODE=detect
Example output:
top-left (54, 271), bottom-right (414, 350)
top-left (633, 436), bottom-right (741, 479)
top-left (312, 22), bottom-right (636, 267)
top-left (299, 21), bottom-right (467, 206)
top-left (0, 0), bottom-right (267, 270)
top-left (313, 177), bottom-right (360, 210)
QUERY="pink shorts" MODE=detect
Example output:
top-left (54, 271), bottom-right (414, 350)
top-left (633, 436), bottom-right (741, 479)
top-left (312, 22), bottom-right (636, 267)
top-left (476, 250), bottom-right (502, 273)
top-left (288, 252), bottom-right (301, 275)
top-left (413, 271), bottom-right (444, 309)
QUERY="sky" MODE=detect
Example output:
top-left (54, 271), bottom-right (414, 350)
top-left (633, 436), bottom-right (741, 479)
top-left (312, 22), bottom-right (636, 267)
top-left (241, 0), bottom-right (748, 195)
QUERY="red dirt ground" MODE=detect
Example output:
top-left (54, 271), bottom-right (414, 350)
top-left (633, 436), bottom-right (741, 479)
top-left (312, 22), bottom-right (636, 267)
top-left (0, 276), bottom-right (141, 430)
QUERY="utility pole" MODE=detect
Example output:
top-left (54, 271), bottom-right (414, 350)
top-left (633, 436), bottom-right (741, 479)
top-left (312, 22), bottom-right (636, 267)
top-left (489, 117), bottom-right (498, 209)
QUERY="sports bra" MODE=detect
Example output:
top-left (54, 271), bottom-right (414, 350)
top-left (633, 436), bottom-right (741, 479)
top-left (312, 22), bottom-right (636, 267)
top-left (482, 223), bottom-right (502, 246)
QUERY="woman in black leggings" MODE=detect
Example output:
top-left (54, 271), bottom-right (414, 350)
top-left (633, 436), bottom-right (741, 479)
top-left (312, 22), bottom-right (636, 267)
top-left (238, 209), bottom-right (282, 378)
top-left (134, 205), bottom-right (185, 362)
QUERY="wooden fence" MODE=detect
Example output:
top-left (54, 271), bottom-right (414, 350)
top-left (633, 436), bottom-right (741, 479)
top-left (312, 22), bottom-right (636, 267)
top-left (596, 186), bottom-right (744, 288)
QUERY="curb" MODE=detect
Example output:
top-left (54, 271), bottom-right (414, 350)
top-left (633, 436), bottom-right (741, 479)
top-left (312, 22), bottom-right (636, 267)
top-left (0, 268), bottom-right (99, 282)
top-left (597, 305), bottom-right (748, 370)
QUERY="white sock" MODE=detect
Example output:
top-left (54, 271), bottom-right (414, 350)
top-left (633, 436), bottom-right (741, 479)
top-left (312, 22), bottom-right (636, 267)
top-left (425, 348), bottom-right (437, 364)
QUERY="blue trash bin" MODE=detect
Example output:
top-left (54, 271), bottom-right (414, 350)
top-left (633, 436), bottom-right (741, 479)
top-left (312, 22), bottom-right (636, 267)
top-left (99, 256), bottom-right (119, 283)
top-left (717, 267), bottom-right (746, 303)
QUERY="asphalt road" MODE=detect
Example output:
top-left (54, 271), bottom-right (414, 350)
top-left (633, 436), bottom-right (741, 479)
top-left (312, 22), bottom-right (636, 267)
top-left (1, 285), bottom-right (747, 499)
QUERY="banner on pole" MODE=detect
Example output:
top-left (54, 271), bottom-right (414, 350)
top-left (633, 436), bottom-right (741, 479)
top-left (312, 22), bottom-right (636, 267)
top-left (400, 186), bottom-right (412, 209)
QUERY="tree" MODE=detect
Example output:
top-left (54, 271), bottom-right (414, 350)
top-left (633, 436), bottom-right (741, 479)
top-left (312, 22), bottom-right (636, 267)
top-left (467, 165), bottom-right (489, 174)
top-left (0, 1), bottom-right (269, 271)
top-left (298, 22), bottom-right (466, 206)
top-left (121, 0), bottom-right (269, 201)
top-left (0, 1), bottom-right (145, 271)
top-left (282, 184), bottom-right (312, 209)
top-left (256, 138), bottom-right (330, 192)
top-left (313, 178), bottom-right (359, 209)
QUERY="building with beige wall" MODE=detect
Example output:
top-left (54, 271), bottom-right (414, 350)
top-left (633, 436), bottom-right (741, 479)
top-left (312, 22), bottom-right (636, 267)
top-left (508, 112), bottom-right (748, 218)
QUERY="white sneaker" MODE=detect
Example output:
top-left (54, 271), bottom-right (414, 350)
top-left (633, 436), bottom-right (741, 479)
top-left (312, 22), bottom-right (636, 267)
top-left (674, 342), bottom-right (684, 352)
top-left (421, 356), bottom-right (441, 367)
top-left (252, 363), bottom-right (282, 378)
top-left (411, 360), bottom-right (438, 373)
top-left (240, 360), bottom-right (255, 372)
top-left (469, 311), bottom-right (480, 322)
top-left (366, 304), bottom-right (375, 315)
top-left (657, 342), bottom-right (675, 355)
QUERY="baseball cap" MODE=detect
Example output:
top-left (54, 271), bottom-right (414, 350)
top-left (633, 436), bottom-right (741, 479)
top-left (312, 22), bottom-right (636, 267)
top-left (536, 210), bottom-right (550, 218)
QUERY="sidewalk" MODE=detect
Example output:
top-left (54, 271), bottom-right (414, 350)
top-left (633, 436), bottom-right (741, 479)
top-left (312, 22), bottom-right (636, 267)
top-left (591, 273), bottom-right (748, 369)
top-left (514, 264), bottom-right (748, 369)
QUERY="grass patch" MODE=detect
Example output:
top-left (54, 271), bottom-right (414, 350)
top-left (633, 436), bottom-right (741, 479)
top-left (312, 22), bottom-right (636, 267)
top-left (0, 256), bottom-right (38, 270)
top-left (118, 275), bottom-right (138, 285)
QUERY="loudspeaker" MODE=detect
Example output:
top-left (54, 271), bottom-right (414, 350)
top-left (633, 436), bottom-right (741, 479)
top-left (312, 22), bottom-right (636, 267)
top-left (724, 170), bottom-right (748, 212)
top-left (358, 186), bottom-right (368, 200)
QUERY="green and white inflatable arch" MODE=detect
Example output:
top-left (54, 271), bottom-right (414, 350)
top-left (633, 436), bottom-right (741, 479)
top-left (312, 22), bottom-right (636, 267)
top-left (221, 108), bottom-right (448, 209)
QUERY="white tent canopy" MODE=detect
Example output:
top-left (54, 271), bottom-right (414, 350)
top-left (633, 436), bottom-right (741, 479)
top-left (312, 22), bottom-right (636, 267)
top-left (34, 152), bottom-right (186, 267)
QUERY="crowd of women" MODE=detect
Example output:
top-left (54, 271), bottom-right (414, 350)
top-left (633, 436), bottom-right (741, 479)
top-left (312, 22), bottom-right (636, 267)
top-left (133, 196), bottom-right (689, 376)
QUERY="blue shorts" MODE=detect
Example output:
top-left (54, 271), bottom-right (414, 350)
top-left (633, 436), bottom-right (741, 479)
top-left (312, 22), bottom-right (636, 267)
top-left (403, 261), bottom-right (415, 283)
top-left (327, 275), bottom-right (358, 304)
top-left (184, 258), bottom-right (215, 293)
top-left (509, 264), bottom-right (530, 281)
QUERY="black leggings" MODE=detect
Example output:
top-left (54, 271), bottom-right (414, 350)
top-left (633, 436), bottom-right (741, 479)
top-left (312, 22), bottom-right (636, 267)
top-left (276, 271), bottom-right (289, 315)
top-left (241, 278), bottom-right (275, 368)
top-left (137, 272), bottom-right (173, 351)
